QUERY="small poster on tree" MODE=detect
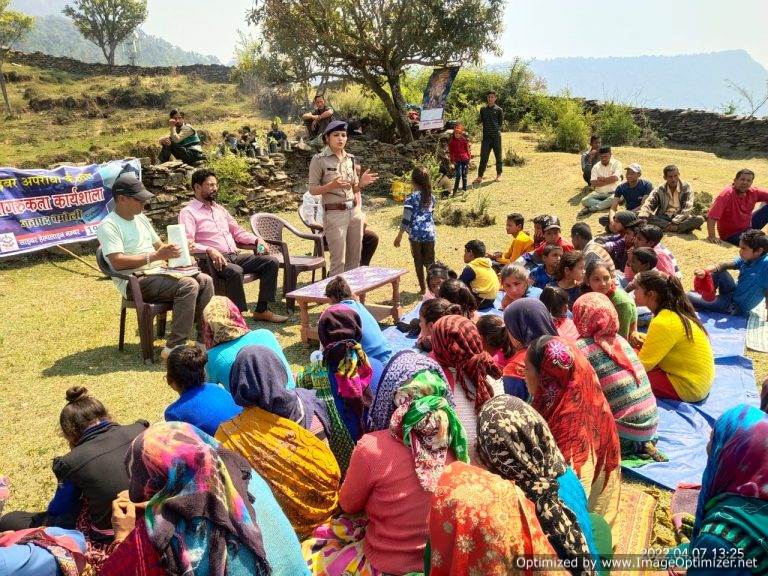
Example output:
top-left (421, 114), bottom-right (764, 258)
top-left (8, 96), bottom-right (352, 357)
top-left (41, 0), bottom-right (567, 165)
top-left (420, 66), bottom-right (460, 130)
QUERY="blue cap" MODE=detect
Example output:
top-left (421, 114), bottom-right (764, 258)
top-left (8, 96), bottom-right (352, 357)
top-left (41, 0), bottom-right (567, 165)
top-left (323, 120), bottom-right (348, 136)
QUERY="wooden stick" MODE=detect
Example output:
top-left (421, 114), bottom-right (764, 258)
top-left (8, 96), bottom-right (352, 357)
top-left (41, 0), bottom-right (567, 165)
top-left (56, 245), bottom-right (101, 273)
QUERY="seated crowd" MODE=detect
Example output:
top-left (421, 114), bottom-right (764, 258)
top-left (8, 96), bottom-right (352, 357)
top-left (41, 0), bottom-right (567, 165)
top-left (1, 140), bottom-right (767, 575)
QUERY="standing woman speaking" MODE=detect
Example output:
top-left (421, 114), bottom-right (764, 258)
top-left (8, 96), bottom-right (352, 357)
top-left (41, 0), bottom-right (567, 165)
top-left (309, 120), bottom-right (378, 276)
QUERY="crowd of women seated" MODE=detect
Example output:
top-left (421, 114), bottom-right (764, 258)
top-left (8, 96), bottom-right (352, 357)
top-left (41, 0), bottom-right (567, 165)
top-left (0, 278), bottom-right (761, 575)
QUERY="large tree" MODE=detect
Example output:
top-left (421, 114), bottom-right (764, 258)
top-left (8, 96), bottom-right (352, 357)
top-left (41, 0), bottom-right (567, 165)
top-left (247, 0), bottom-right (505, 141)
top-left (63, 0), bottom-right (147, 66)
top-left (0, 0), bottom-right (33, 116)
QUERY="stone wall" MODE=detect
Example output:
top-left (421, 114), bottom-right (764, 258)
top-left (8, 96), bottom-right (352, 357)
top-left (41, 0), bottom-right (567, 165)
top-left (7, 50), bottom-right (232, 83)
top-left (139, 133), bottom-right (447, 229)
top-left (583, 99), bottom-right (768, 151)
top-left (140, 154), bottom-right (296, 230)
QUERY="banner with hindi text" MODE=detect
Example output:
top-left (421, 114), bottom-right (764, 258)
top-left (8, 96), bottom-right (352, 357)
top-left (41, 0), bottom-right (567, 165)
top-left (0, 159), bottom-right (141, 257)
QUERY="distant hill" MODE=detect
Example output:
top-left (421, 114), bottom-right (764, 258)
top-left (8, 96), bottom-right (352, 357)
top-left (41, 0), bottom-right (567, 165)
top-left (491, 51), bottom-right (768, 115)
top-left (8, 3), bottom-right (220, 66)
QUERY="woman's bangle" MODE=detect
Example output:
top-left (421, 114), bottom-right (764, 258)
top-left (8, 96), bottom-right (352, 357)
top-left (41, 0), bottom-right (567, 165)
top-left (146, 252), bottom-right (151, 267)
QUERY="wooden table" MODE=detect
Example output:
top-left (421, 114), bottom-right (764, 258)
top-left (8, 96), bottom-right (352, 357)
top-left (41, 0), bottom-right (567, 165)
top-left (286, 266), bottom-right (407, 344)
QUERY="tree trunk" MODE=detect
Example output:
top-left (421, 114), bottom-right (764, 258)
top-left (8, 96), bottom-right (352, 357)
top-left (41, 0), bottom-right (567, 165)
top-left (0, 64), bottom-right (11, 117)
top-left (387, 75), bottom-right (415, 143)
top-left (363, 75), bottom-right (414, 143)
top-left (107, 45), bottom-right (116, 67)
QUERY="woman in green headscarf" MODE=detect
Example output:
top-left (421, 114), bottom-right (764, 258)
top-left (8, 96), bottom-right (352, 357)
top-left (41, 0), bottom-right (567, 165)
top-left (302, 369), bottom-right (467, 576)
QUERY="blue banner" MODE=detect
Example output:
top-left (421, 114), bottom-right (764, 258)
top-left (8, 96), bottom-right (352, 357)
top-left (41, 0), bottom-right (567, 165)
top-left (0, 159), bottom-right (141, 257)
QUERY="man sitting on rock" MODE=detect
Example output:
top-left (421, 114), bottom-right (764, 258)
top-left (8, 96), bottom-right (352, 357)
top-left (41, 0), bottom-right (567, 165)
top-left (302, 94), bottom-right (335, 142)
top-left (579, 146), bottom-right (622, 216)
top-left (179, 168), bottom-right (287, 323)
top-left (638, 164), bottom-right (705, 233)
top-left (706, 168), bottom-right (768, 245)
top-left (97, 173), bottom-right (214, 362)
top-left (158, 109), bottom-right (205, 165)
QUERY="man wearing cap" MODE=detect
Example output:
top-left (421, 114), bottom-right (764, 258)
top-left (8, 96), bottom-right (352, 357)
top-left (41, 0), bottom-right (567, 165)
top-left (532, 216), bottom-right (574, 263)
top-left (639, 164), bottom-right (705, 233)
top-left (97, 173), bottom-right (214, 361)
top-left (598, 163), bottom-right (653, 232)
top-left (308, 120), bottom-right (379, 276)
top-left (179, 168), bottom-right (287, 323)
top-left (706, 168), bottom-right (768, 245)
top-left (580, 146), bottom-right (623, 216)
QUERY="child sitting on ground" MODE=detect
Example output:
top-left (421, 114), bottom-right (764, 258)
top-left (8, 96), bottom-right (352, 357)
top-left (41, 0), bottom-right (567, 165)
top-left (689, 229), bottom-right (768, 316)
top-left (629, 247), bottom-right (658, 277)
top-left (325, 276), bottom-right (393, 364)
top-left (417, 297), bottom-right (456, 352)
top-left (438, 278), bottom-right (478, 321)
top-left (531, 216), bottom-right (574, 264)
top-left (529, 244), bottom-right (563, 289)
top-left (423, 261), bottom-right (456, 301)
top-left (458, 239), bottom-right (500, 309)
top-left (583, 260), bottom-right (638, 341)
top-left (394, 167), bottom-right (436, 295)
top-left (549, 250), bottom-right (586, 309)
top-left (623, 224), bottom-right (680, 287)
top-left (598, 210), bottom-right (641, 273)
top-left (499, 263), bottom-right (542, 309)
top-left (539, 285), bottom-right (580, 341)
top-left (218, 130), bottom-right (239, 155)
top-left (532, 214), bottom-right (549, 246)
top-left (490, 213), bottom-right (535, 272)
top-left (267, 121), bottom-right (287, 144)
top-left (477, 315), bottom-right (516, 371)
top-left (447, 124), bottom-right (471, 194)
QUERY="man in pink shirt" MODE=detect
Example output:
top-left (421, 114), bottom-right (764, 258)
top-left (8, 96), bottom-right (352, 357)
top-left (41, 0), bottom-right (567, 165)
top-left (706, 168), bottom-right (768, 246)
top-left (179, 169), bottom-right (287, 323)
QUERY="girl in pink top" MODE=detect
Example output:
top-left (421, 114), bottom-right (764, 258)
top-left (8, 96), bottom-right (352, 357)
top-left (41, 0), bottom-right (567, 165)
top-left (540, 285), bottom-right (581, 341)
top-left (476, 314), bottom-right (515, 371)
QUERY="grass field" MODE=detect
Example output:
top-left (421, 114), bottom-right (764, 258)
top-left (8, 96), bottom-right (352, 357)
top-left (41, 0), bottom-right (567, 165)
top-left (1, 123), bottom-right (767, 536)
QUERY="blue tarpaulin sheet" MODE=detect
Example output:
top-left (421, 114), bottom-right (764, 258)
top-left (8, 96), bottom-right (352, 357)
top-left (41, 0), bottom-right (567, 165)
top-left (382, 304), bottom-right (759, 491)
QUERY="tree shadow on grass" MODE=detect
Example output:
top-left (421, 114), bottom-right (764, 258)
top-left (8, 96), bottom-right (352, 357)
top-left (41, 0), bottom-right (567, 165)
top-left (42, 345), bottom-right (163, 377)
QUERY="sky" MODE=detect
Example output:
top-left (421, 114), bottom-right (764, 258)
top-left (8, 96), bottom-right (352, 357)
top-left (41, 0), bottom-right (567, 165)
top-left (141, 0), bottom-right (768, 69)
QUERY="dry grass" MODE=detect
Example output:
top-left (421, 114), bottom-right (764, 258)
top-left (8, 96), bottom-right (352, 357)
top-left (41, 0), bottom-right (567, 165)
top-left (0, 128), bottom-right (765, 538)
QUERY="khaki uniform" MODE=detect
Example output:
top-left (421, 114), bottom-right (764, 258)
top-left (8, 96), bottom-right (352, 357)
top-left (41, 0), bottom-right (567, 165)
top-left (308, 147), bottom-right (364, 276)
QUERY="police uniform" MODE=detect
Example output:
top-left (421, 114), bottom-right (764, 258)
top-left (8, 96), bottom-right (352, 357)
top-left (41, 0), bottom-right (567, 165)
top-left (308, 140), bottom-right (363, 276)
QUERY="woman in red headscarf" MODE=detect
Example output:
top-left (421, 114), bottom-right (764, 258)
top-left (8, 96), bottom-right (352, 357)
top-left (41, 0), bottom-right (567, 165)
top-left (429, 314), bottom-right (503, 464)
top-left (525, 335), bottom-right (622, 540)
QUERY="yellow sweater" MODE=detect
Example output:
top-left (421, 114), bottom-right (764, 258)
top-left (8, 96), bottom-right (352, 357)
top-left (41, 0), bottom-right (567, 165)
top-left (498, 230), bottom-right (534, 265)
top-left (638, 309), bottom-right (715, 402)
top-left (467, 257), bottom-right (500, 300)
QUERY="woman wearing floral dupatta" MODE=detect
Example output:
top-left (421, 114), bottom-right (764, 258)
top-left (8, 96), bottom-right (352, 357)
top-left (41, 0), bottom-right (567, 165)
top-left (525, 335), bottom-right (622, 539)
top-left (427, 461), bottom-right (559, 576)
top-left (215, 345), bottom-right (340, 539)
top-left (303, 370), bottom-right (467, 576)
top-left (682, 404), bottom-right (768, 574)
top-left (99, 422), bottom-right (291, 576)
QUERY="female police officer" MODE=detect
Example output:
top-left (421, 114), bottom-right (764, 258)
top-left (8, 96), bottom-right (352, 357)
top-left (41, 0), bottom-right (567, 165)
top-left (308, 120), bottom-right (378, 276)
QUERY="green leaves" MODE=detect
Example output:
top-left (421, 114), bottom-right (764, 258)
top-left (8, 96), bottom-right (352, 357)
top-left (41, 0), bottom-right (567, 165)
top-left (62, 0), bottom-right (147, 65)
